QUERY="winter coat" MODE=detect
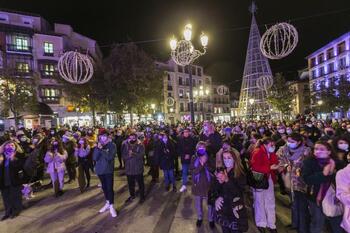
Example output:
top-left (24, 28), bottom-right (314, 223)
top-left (199, 132), bottom-right (222, 157)
top-left (209, 169), bottom-right (248, 232)
top-left (75, 146), bottom-right (91, 165)
top-left (190, 155), bottom-right (215, 197)
top-left (121, 140), bottom-right (145, 176)
top-left (93, 141), bottom-right (116, 175)
top-left (0, 153), bottom-right (27, 188)
top-left (277, 144), bottom-right (310, 192)
top-left (64, 141), bottom-right (77, 165)
top-left (156, 141), bottom-right (176, 170)
top-left (44, 150), bottom-right (68, 173)
top-left (336, 164), bottom-right (350, 232)
top-left (177, 136), bottom-right (197, 164)
top-left (250, 145), bottom-right (279, 183)
top-left (301, 157), bottom-right (342, 202)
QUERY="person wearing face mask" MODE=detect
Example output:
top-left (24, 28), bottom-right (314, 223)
top-left (209, 150), bottom-right (248, 233)
top-left (216, 140), bottom-right (239, 168)
top-left (156, 132), bottom-right (177, 192)
top-left (250, 137), bottom-right (279, 233)
top-left (44, 138), bottom-right (68, 197)
top-left (75, 138), bottom-right (91, 191)
top-left (302, 141), bottom-right (345, 233)
top-left (199, 122), bottom-right (222, 158)
top-left (0, 141), bottom-right (26, 220)
top-left (190, 142), bottom-right (215, 229)
top-left (332, 136), bottom-right (350, 169)
top-left (28, 134), bottom-right (47, 186)
top-left (93, 130), bottom-right (117, 218)
top-left (62, 133), bottom-right (77, 183)
top-left (121, 133), bottom-right (145, 204)
top-left (16, 131), bottom-right (32, 154)
top-left (276, 133), bottom-right (311, 232)
top-left (177, 128), bottom-right (197, 193)
top-left (336, 163), bottom-right (350, 232)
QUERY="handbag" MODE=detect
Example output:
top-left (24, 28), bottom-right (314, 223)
top-left (250, 171), bottom-right (269, 190)
top-left (322, 185), bottom-right (344, 217)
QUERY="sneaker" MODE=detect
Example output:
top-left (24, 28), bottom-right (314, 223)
top-left (209, 221), bottom-right (215, 229)
top-left (196, 219), bottom-right (203, 227)
top-left (179, 185), bottom-right (187, 192)
top-left (99, 201), bottom-right (110, 213)
top-left (97, 183), bottom-right (102, 188)
top-left (109, 205), bottom-right (117, 218)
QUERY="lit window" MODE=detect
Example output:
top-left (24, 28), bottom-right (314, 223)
top-left (14, 36), bottom-right (29, 51)
top-left (44, 42), bottom-right (54, 55)
top-left (16, 63), bottom-right (29, 73)
top-left (43, 64), bottom-right (54, 76)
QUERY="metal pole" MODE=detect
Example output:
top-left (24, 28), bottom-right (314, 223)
top-left (188, 64), bottom-right (195, 124)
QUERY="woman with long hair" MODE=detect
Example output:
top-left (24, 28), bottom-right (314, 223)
top-left (302, 140), bottom-right (345, 233)
top-left (44, 137), bottom-right (67, 197)
top-left (250, 137), bottom-right (279, 233)
top-left (211, 149), bottom-right (248, 233)
top-left (0, 141), bottom-right (26, 220)
top-left (75, 137), bottom-right (91, 189)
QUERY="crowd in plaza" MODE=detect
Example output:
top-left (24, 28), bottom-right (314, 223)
top-left (0, 115), bottom-right (350, 233)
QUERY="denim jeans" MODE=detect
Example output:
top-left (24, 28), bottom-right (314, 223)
top-left (194, 196), bottom-right (213, 221)
top-left (291, 191), bottom-right (309, 233)
top-left (181, 163), bottom-right (189, 186)
top-left (163, 169), bottom-right (175, 186)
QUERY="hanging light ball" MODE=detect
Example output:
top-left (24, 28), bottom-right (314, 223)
top-left (256, 75), bottom-right (273, 91)
top-left (260, 22), bottom-right (298, 60)
top-left (58, 51), bottom-right (94, 84)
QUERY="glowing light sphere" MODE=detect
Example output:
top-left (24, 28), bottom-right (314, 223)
top-left (256, 75), bottom-right (273, 91)
top-left (260, 22), bottom-right (298, 60)
top-left (58, 51), bottom-right (94, 84)
top-left (216, 85), bottom-right (228, 96)
top-left (171, 40), bottom-right (204, 66)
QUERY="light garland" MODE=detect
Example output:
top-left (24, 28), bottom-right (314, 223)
top-left (166, 97), bottom-right (175, 106)
top-left (260, 22), bottom-right (298, 60)
top-left (216, 85), bottom-right (227, 95)
top-left (170, 40), bottom-right (206, 66)
top-left (256, 75), bottom-right (273, 91)
top-left (58, 51), bottom-right (94, 84)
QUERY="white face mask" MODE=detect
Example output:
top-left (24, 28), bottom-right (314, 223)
top-left (286, 129), bottom-right (293, 135)
top-left (314, 149), bottom-right (330, 159)
top-left (287, 142), bottom-right (298, 149)
top-left (277, 129), bottom-right (285, 134)
top-left (338, 143), bottom-right (349, 151)
top-left (268, 146), bottom-right (275, 153)
top-left (223, 158), bottom-right (234, 168)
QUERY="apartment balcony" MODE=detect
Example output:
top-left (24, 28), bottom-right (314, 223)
top-left (7, 44), bottom-right (32, 53)
top-left (40, 96), bottom-right (60, 104)
top-left (40, 70), bottom-right (59, 79)
top-left (43, 52), bottom-right (54, 57)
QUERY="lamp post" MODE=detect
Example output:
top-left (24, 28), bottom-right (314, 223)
top-left (170, 24), bottom-right (208, 124)
top-left (249, 98), bottom-right (255, 120)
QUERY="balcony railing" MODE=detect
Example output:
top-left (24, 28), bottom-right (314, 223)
top-left (43, 52), bottom-right (54, 57)
top-left (7, 44), bottom-right (32, 53)
top-left (40, 96), bottom-right (60, 104)
top-left (40, 70), bottom-right (59, 79)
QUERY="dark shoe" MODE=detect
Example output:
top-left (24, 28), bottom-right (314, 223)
top-left (139, 198), bottom-right (145, 204)
top-left (209, 221), bottom-right (215, 229)
top-left (125, 196), bottom-right (135, 203)
top-left (1, 215), bottom-right (9, 221)
top-left (86, 183), bottom-right (90, 188)
top-left (196, 219), bottom-right (203, 228)
top-left (165, 185), bottom-right (170, 192)
top-left (257, 227), bottom-right (266, 233)
top-left (268, 228), bottom-right (277, 233)
top-left (172, 186), bottom-right (177, 192)
top-left (10, 213), bottom-right (18, 219)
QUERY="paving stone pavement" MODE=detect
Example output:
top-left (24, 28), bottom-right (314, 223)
top-left (0, 169), bottom-right (297, 233)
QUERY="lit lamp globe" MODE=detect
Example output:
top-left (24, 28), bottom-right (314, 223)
top-left (200, 33), bottom-right (208, 47)
top-left (183, 24), bottom-right (192, 41)
top-left (170, 37), bottom-right (177, 51)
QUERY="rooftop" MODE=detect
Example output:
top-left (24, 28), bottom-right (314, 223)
top-left (0, 8), bottom-right (41, 17)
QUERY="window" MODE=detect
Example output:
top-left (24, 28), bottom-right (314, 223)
top-left (168, 92), bottom-right (172, 97)
top-left (167, 74), bottom-right (171, 81)
top-left (310, 58), bottom-right (316, 67)
top-left (197, 68), bottom-right (202, 76)
top-left (339, 57), bottom-right (346, 69)
top-left (43, 64), bottom-right (55, 76)
top-left (44, 42), bottom-right (54, 56)
top-left (338, 41), bottom-right (346, 54)
top-left (328, 63), bottom-right (335, 73)
top-left (198, 80), bottom-right (202, 86)
top-left (327, 48), bottom-right (334, 59)
top-left (179, 89), bottom-right (184, 98)
top-left (178, 66), bottom-right (183, 73)
top-left (185, 78), bottom-right (189, 86)
top-left (179, 77), bottom-right (183, 85)
top-left (319, 67), bottom-right (324, 76)
top-left (317, 54), bottom-right (323, 64)
top-left (180, 103), bottom-right (184, 112)
top-left (14, 36), bottom-right (29, 51)
top-left (16, 62), bottom-right (29, 73)
top-left (199, 103), bottom-right (203, 111)
top-left (192, 66), bottom-right (196, 75)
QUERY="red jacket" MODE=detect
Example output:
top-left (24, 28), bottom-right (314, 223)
top-left (250, 145), bottom-right (279, 183)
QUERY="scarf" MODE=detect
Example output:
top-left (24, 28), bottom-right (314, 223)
top-left (316, 157), bottom-right (331, 206)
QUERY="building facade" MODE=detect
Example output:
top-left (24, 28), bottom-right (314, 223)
top-left (288, 70), bottom-right (311, 117)
top-left (0, 9), bottom-right (102, 128)
top-left (307, 31), bottom-right (350, 116)
top-left (156, 60), bottom-right (231, 124)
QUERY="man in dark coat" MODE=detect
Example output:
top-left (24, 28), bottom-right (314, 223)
top-left (121, 133), bottom-right (145, 204)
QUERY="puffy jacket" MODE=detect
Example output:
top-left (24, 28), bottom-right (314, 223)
top-left (250, 145), bottom-right (279, 183)
top-left (93, 141), bottom-right (116, 175)
top-left (190, 155), bottom-right (215, 197)
top-left (44, 150), bottom-right (68, 173)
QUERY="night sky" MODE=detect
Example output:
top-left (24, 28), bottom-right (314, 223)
top-left (1, 0), bottom-right (350, 92)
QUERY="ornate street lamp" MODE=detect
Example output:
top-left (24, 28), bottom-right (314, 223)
top-left (170, 24), bottom-right (208, 123)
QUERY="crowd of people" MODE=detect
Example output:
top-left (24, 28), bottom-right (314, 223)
top-left (0, 117), bottom-right (350, 233)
